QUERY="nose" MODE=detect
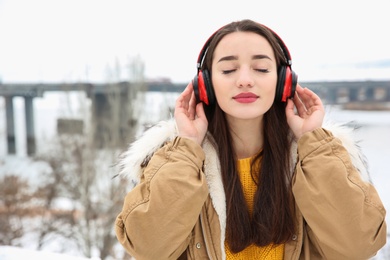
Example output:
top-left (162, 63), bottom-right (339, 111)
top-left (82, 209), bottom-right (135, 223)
top-left (236, 67), bottom-right (254, 88)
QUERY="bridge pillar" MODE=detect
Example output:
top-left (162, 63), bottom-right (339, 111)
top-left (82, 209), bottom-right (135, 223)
top-left (92, 92), bottom-right (129, 149)
top-left (5, 96), bottom-right (16, 154)
top-left (91, 84), bottom-right (134, 149)
top-left (386, 88), bottom-right (390, 101)
top-left (365, 87), bottom-right (375, 101)
top-left (348, 89), bottom-right (358, 102)
top-left (327, 89), bottom-right (338, 104)
top-left (92, 93), bottom-right (109, 149)
top-left (24, 96), bottom-right (36, 155)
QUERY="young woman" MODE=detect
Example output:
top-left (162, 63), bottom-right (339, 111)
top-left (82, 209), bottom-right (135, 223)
top-left (115, 19), bottom-right (386, 259)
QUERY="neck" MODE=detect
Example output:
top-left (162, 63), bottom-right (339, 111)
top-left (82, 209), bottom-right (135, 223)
top-left (227, 117), bottom-right (264, 159)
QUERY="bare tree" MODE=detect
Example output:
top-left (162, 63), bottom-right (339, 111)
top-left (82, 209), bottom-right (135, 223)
top-left (0, 55), bottom-right (177, 259)
top-left (0, 175), bottom-right (30, 246)
top-left (0, 56), bottom-right (146, 259)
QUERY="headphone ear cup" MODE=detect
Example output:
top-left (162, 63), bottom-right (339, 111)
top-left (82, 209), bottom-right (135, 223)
top-left (193, 73), bottom-right (201, 104)
top-left (290, 69), bottom-right (298, 99)
top-left (276, 66), bottom-right (297, 102)
top-left (193, 70), bottom-right (215, 105)
top-left (276, 66), bottom-right (287, 102)
top-left (202, 70), bottom-right (215, 105)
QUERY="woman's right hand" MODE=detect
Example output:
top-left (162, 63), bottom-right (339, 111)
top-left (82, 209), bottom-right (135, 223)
top-left (174, 82), bottom-right (208, 145)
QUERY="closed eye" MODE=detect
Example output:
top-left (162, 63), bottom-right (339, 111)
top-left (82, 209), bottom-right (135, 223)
top-left (222, 69), bottom-right (236, 74)
top-left (255, 69), bottom-right (270, 73)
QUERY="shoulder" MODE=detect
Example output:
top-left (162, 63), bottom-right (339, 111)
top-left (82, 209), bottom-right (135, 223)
top-left (295, 120), bottom-right (370, 182)
top-left (117, 119), bottom-right (178, 186)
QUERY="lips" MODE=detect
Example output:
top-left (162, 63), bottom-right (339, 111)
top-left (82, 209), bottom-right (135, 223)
top-left (233, 92), bottom-right (259, 103)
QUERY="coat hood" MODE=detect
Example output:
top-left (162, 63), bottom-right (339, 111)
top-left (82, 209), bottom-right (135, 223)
top-left (117, 118), bottom-right (371, 187)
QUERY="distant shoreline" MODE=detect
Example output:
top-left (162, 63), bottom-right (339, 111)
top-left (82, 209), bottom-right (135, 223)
top-left (342, 102), bottom-right (390, 111)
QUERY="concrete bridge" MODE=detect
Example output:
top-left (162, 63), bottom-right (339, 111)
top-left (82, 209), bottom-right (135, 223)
top-left (303, 80), bottom-right (390, 105)
top-left (1, 80), bottom-right (390, 155)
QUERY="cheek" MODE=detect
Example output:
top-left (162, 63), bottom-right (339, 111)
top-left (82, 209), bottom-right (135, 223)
top-left (211, 74), bottom-right (228, 101)
top-left (264, 74), bottom-right (278, 96)
top-left (270, 83), bottom-right (277, 98)
top-left (212, 86), bottom-right (224, 106)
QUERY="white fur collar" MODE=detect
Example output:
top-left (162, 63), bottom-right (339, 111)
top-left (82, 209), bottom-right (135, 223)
top-left (118, 118), bottom-right (370, 185)
top-left (118, 119), bottom-right (178, 187)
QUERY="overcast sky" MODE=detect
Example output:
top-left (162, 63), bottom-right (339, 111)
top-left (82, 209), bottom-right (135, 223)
top-left (0, 0), bottom-right (389, 84)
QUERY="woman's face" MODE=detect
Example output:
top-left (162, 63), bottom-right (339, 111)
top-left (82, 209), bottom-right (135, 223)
top-left (211, 31), bottom-right (278, 122)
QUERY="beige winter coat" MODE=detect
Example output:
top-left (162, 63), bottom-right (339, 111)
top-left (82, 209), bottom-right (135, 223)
top-left (115, 120), bottom-right (387, 259)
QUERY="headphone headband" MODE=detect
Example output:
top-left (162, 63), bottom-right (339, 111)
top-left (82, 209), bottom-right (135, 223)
top-left (196, 23), bottom-right (293, 70)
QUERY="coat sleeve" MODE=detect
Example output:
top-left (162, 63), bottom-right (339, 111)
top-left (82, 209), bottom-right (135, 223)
top-left (292, 128), bottom-right (387, 259)
top-left (115, 137), bottom-right (209, 260)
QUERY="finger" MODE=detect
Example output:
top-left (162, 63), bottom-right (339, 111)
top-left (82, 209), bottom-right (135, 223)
top-left (176, 82), bottom-right (192, 107)
top-left (195, 102), bottom-right (206, 121)
top-left (188, 91), bottom-right (197, 120)
top-left (285, 99), bottom-right (296, 119)
top-left (294, 88), bottom-right (312, 109)
top-left (305, 88), bottom-right (323, 107)
top-left (293, 91), bottom-right (307, 116)
top-left (175, 84), bottom-right (192, 119)
top-left (294, 84), bottom-right (311, 110)
top-left (186, 81), bottom-right (194, 93)
top-left (295, 83), bottom-right (304, 92)
top-left (302, 87), bottom-right (323, 107)
top-left (301, 88), bottom-right (324, 115)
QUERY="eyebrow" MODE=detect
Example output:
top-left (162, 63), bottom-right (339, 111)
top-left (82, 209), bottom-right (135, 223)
top-left (217, 54), bottom-right (272, 63)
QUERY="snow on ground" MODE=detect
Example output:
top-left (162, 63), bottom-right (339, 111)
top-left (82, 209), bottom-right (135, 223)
top-left (0, 246), bottom-right (98, 260)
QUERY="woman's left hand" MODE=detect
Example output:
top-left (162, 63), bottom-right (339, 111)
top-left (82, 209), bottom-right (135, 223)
top-left (285, 84), bottom-right (325, 139)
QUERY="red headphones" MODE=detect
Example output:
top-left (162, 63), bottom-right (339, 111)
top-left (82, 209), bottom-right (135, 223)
top-left (193, 22), bottom-right (297, 105)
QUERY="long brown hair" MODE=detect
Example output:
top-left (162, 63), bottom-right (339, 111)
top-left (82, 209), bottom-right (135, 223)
top-left (202, 20), bottom-right (296, 253)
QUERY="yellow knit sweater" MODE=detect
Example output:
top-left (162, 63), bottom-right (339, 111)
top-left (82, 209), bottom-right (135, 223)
top-left (225, 156), bottom-right (284, 259)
